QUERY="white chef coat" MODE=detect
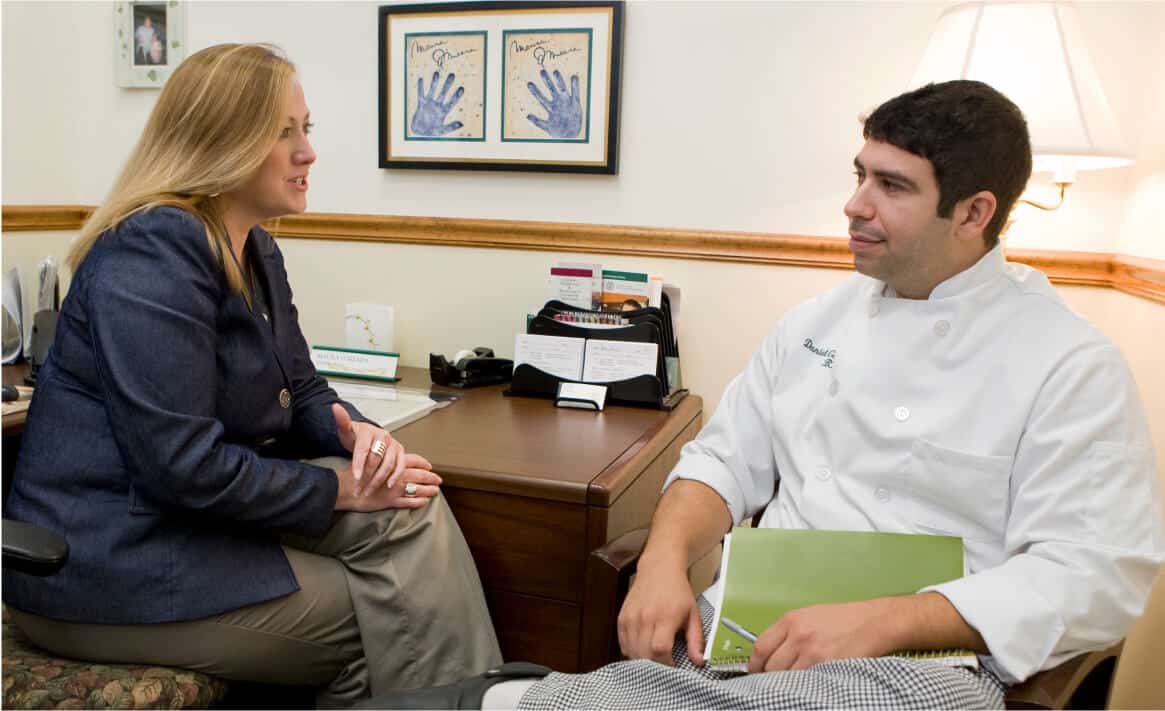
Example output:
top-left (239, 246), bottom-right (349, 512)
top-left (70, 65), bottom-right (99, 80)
top-left (667, 245), bottom-right (1164, 683)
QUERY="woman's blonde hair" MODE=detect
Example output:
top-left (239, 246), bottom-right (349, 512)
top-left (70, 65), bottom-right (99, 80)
top-left (68, 43), bottom-right (296, 296)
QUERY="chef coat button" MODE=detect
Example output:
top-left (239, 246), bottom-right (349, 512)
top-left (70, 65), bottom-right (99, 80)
top-left (829, 379), bottom-right (839, 397)
top-left (816, 466), bottom-right (832, 481)
top-left (894, 406), bottom-right (910, 422)
top-left (875, 486), bottom-right (891, 502)
top-left (279, 388), bottom-right (291, 409)
top-left (934, 320), bottom-right (950, 337)
top-left (868, 302), bottom-right (879, 318)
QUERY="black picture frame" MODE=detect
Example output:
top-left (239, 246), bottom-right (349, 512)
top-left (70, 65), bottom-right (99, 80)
top-left (379, 1), bottom-right (624, 174)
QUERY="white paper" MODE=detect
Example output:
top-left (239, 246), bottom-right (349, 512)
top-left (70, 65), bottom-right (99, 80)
top-left (702, 533), bottom-right (733, 663)
top-left (557, 261), bottom-right (602, 309)
top-left (581, 339), bottom-right (658, 383)
top-left (514, 333), bottom-right (585, 381)
top-left (662, 283), bottom-right (682, 323)
top-left (329, 380), bottom-right (437, 432)
top-left (345, 303), bottom-right (395, 353)
top-left (548, 274), bottom-right (593, 311)
top-left (648, 276), bottom-right (664, 308)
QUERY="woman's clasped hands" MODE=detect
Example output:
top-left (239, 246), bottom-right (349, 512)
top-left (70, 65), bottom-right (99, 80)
top-left (331, 403), bottom-right (442, 511)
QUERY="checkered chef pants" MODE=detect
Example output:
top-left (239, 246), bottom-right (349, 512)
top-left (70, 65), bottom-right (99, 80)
top-left (517, 596), bottom-right (1005, 710)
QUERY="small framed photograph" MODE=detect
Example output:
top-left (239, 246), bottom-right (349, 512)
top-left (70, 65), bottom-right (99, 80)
top-left (114, 1), bottom-right (187, 89)
top-left (379, 1), bottom-right (624, 174)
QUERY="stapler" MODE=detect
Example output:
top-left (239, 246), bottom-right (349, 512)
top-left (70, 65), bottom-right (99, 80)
top-left (430, 347), bottom-right (513, 388)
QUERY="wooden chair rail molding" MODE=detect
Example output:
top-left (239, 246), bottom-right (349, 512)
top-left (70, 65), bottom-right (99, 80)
top-left (4, 205), bottom-right (1163, 304)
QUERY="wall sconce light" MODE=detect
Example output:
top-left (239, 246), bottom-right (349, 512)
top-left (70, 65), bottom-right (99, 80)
top-left (910, 1), bottom-right (1133, 212)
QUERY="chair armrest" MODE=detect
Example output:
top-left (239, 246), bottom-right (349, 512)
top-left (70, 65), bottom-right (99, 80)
top-left (2, 518), bottom-right (68, 576)
top-left (579, 528), bottom-right (649, 671)
top-left (1004, 644), bottom-right (1122, 709)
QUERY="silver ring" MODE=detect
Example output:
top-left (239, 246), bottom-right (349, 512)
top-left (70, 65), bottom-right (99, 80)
top-left (370, 440), bottom-right (387, 458)
top-left (403, 482), bottom-right (419, 497)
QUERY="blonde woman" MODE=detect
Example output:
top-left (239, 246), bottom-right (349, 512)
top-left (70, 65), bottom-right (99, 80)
top-left (3, 44), bottom-right (500, 705)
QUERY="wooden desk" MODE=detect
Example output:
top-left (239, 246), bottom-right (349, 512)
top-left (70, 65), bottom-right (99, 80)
top-left (393, 368), bottom-right (702, 671)
top-left (1, 364), bottom-right (703, 672)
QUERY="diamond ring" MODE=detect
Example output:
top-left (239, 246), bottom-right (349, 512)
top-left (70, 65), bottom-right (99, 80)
top-left (403, 482), bottom-right (419, 497)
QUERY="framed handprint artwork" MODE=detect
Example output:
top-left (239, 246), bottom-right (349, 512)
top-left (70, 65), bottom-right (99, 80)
top-left (379, 1), bottom-right (624, 173)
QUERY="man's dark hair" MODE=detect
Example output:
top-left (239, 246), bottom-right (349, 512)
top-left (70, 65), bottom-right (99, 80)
top-left (863, 80), bottom-right (1032, 249)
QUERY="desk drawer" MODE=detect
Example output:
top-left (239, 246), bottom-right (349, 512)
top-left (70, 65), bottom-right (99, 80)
top-left (486, 589), bottom-right (581, 671)
top-left (445, 487), bottom-right (587, 602)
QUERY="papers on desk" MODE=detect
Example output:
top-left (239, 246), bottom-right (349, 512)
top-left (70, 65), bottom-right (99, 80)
top-left (582, 339), bottom-right (658, 382)
top-left (514, 334), bottom-right (658, 383)
top-left (514, 334), bottom-right (585, 381)
top-left (329, 380), bottom-right (438, 432)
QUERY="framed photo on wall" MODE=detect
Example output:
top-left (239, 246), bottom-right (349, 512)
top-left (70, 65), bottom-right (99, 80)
top-left (114, 1), bottom-right (187, 88)
top-left (379, 1), bottom-right (624, 174)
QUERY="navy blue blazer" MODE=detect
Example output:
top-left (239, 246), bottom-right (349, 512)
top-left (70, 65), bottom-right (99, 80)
top-left (4, 206), bottom-right (366, 624)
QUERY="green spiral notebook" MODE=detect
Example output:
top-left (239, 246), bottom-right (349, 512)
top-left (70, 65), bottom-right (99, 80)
top-left (704, 527), bottom-right (977, 672)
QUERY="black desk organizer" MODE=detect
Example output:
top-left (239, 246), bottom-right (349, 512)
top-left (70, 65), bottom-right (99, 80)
top-left (506, 299), bottom-right (688, 410)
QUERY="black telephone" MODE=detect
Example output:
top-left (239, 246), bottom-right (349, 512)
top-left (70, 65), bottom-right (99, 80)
top-left (429, 347), bottom-right (513, 388)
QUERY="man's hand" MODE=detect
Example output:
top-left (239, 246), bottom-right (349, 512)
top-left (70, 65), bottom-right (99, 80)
top-left (747, 592), bottom-right (986, 672)
top-left (618, 555), bottom-right (705, 666)
top-left (748, 599), bottom-right (892, 672)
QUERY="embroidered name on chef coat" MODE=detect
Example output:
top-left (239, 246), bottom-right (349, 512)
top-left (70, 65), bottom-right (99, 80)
top-left (802, 338), bottom-right (836, 368)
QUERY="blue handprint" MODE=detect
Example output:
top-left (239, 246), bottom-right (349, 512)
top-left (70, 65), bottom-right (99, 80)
top-left (411, 71), bottom-right (465, 137)
top-left (526, 68), bottom-right (582, 138)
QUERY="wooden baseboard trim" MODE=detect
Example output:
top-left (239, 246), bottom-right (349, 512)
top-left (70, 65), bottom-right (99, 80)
top-left (4, 205), bottom-right (1163, 304)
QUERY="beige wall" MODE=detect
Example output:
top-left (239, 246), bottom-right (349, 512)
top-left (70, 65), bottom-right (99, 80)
top-left (2, 1), bottom-right (1164, 259)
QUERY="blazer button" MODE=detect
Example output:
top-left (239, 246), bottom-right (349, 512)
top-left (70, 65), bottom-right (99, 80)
top-left (279, 388), bottom-right (291, 409)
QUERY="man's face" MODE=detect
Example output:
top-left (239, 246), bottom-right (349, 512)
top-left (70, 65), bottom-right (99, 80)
top-left (844, 139), bottom-right (960, 299)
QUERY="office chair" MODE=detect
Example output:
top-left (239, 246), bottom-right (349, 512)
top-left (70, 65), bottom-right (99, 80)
top-left (583, 526), bottom-right (1125, 710)
top-left (1, 519), bottom-right (231, 708)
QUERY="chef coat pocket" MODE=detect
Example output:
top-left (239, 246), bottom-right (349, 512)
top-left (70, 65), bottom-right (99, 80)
top-left (903, 439), bottom-right (1012, 545)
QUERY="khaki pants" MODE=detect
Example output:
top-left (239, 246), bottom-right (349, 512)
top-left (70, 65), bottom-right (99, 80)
top-left (11, 464), bottom-right (502, 707)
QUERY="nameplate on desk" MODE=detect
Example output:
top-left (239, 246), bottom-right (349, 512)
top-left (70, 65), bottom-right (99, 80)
top-left (311, 346), bottom-right (400, 382)
top-left (555, 382), bottom-right (607, 411)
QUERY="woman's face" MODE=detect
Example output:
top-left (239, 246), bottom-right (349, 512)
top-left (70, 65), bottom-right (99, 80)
top-left (228, 79), bottom-right (316, 224)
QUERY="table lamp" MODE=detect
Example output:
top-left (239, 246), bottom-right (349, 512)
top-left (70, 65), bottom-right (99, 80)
top-left (910, 0), bottom-right (1133, 210)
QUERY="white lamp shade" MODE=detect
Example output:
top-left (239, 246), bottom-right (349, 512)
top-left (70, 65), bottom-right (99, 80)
top-left (910, 1), bottom-right (1133, 177)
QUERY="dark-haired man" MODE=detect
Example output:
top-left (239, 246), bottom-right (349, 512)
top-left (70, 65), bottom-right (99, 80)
top-left (372, 80), bottom-right (1163, 710)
